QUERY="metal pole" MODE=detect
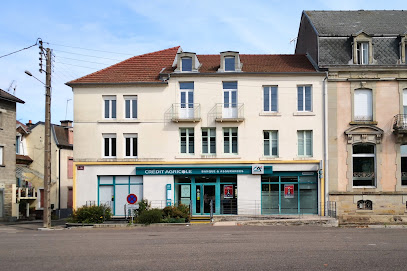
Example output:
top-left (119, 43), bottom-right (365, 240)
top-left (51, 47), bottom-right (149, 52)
top-left (43, 48), bottom-right (52, 228)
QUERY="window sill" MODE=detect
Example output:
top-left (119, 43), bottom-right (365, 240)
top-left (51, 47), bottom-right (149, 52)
top-left (294, 156), bottom-right (313, 160)
top-left (352, 186), bottom-right (377, 189)
top-left (0, 165), bottom-right (4, 167)
top-left (98, 119), bottom-right (140, 123)
top-left (260, 156), bottom-right (280, 161)
top-left (175, 155), bottom-right (198, 159)
top-left (293, 112), bottom-right (315, 116)
top-left (349, 121), bottom-right (378, 125)
top-left (259, 112), bottom-right (281, 117)
top-left (355, 209), bottom-right (374, 213)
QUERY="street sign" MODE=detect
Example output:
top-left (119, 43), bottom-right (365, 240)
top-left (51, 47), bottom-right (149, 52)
top-left (127, 194), bottom-right (138, 204)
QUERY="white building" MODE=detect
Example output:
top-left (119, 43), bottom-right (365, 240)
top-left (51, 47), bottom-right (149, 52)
top-left (67, 47), bottom-right (326, 217)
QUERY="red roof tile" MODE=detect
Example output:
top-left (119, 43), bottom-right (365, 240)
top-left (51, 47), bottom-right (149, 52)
top-left (67, 48), bottom-right (318, 85)
top-left (67, 46), bottom-right (181, 85)
top-left (16, 120), bottom-right (30, 133)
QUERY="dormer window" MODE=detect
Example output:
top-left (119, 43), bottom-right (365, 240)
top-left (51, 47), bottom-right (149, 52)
top-left (181, 57), bottom-right (192, 72)
top-left (225, 56), bottom-right (235, 71)
top-left (352, 32), bottom-right (373, 65)
top-left (218, 51), bottom-right (242, 72)
top-left (357, 42), bottom-right (369, 65)
top-left (400, 35), bottom-right (407, 64)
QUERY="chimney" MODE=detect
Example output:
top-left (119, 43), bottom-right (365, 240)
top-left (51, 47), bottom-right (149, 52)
top-left (68, 128), bottom-right (73, 145)
top-left (60, 120), bottom-right (73, 127)
top-left (26, 120), bottom-right (33, 128)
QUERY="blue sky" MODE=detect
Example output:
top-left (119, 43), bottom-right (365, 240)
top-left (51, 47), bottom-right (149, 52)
top-left (0, 0), bottom-right (405, 124)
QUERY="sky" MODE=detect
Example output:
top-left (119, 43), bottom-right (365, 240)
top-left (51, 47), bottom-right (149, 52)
top-left (1, 0), bottom-right (405, 125)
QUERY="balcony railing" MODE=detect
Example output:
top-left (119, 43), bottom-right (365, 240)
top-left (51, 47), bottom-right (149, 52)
top-left (213, 103), bottom-right (244, 122)
top-left (16, 187), bottom-right (37, 200)
top-left (169, 103), bottom-right (201, 122)
top-left (393, 114), bottom-right (407, 131)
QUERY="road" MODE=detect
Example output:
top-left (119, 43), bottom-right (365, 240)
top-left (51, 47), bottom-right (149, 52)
top-left (1, 224), bottom-right (407, 270)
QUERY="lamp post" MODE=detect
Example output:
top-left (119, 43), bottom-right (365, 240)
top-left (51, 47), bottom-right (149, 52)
top-left (24, 47), bottom-right (52, 228)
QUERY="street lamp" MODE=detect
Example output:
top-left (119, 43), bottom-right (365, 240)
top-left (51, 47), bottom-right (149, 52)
top-left (25, 58), bottom-right (52, 229)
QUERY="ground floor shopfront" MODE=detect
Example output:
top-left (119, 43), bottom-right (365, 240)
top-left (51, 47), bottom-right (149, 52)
top-left (74, 163), bottom-right (323, 216)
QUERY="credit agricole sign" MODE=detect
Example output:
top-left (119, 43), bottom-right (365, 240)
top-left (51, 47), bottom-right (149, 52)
top-left (135, 165), bottom-right (272, 175)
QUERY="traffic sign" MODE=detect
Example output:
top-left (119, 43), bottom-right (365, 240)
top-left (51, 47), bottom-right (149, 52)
top-left (127, 194), bottom-right (138, 204)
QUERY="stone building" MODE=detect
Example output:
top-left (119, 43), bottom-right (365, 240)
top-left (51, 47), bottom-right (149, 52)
top-left (0, 89), bottom-right (24, 220)
top-left (296, 10), bottom-right (407, 223)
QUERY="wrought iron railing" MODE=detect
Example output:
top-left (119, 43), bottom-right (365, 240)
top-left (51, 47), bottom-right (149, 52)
top-left (169, 103), bottom-right (201, 122)
top-left (393, 114), bottom-right (407, 130)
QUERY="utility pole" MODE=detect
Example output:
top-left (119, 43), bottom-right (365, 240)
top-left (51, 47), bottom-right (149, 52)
top-left (39, 40), bottom-right (52, 228)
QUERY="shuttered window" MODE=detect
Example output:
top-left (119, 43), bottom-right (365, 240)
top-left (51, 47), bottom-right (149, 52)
top-left (67, 157), bottom-right (73, 179)
top-left (354, 89), bottom-right (373, 121)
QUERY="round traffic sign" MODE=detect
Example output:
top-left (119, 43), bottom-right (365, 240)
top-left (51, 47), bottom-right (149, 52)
top-left (127, 194), bottom-right (138, 204)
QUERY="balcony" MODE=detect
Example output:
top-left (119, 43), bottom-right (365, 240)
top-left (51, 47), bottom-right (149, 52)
top-left (393, 114), bottom-right (407, 143)
top-left (16, 187), bottom-right (37, 200)
top-left (169, 103), bottom-right (201, 122)
top-left (213, 103), bottom-right (245, 122)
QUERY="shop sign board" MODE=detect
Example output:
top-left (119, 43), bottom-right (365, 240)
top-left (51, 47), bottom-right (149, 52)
top-left (77, 165), bottom-right (84, 170)
top-left (136, 166), bottom-right (272, 175)
top-left (224, 185), bottom-right (234, 199)
top-left (284, 185), bottom-right (294, 198)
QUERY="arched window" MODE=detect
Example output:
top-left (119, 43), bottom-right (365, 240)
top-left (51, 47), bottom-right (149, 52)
top-left (353, 144), bottom-right (375, 187)
top-left (354, 89), bottom-right (373, 121)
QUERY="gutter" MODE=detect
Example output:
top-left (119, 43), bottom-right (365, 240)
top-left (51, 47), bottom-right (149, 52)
top-left (66, 81), bottom-right (169, 87)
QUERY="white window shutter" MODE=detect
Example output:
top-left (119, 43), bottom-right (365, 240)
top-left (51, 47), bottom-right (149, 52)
top-left (354, 89), bottom-right (372, 121)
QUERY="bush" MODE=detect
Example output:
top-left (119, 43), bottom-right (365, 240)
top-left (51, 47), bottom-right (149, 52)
top-left (163, 204), bottom-right (190, 222)
top-left (136, 208), bottom-right (163, 225)
top-left (135, 199), bottom-right (150, 216)
top-left (69, 205), bottom-right (112, 224)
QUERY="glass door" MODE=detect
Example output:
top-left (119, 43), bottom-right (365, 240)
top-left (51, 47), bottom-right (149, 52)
top-left (180, 89), bottom-right (194, 119)
top-left (223, 89), bottom-right (237, 118)
top-left (195, 184), bottom-right (216, 215)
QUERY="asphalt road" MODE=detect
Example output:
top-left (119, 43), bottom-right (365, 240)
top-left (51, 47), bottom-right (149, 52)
top-left (1, 224), bottom-right (407, 271)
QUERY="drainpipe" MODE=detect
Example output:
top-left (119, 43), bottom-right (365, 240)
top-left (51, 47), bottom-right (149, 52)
top-left (58, 148), bottom-right (61, 217)
top-left (323, 71), bottom-right (329, 215)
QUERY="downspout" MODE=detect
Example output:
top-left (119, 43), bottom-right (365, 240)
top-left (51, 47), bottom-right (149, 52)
top-left (58, 148), bottom-right (61, 216)
top-left (323, 71), bottom-right (329, 215)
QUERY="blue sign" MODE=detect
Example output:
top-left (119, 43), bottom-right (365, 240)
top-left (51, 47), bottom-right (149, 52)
top-left (127, 194), bottom-right (138, 204)
top-left (135, 165), bottom-right (272, 175)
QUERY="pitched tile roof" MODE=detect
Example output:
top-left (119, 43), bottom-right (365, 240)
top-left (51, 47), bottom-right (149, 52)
top-left (305, 10), bottom-right (407, 36)
top-left (0, 89), bottom-right (24, 103)
top-left (67, 47), bottom-right (318, 85)
top-left (16, 120), bottom-right (30, 134)
top-left (67, 46), bottom-right (181, 85)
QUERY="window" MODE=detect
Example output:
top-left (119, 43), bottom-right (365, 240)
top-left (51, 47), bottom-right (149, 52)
top-left (224, 128), bottom-right (238, 154)
top-left (0, 111), bottom-right (2, 129)
top-left (263, 86), bottom-right (278, 112)
top-left (67, 157), bottom-right (73, 179)
top-left (202, 128), bottom-right (216, 154)
top-left (357, 200), bottom-right (372, 210)
top-left (223, 82), bottom-right (238, 115)
top-left (403, 89), bottom-right (407, 115)
top-left (354, 89), bottom-right (373, 121)
top-left (353, 144), bottom-right (375, 187)
top-left (180, 82), bottom-right (194, 115)
top-left (401, 145), bottom-right (407, 186)
top-left (297, 86), bottom-right (312, 112)
top-left (0, 146), bottom-right (3, 165)
top-left (298, 130), bottom-right (312, 157)
top-left (181, 57), bottom-right (192, 72)
top-left (16, 136), bottom-right (21, 154)
top-left (124, 134), bottom-right (138, 157)
top-left (103, 96), bottom-right (116, 119)
top-left (124, 96), bottom-right (137, 119)
top-left (103, 134), bottom-right (117, 157)
top-left (180, 128), bottom-right (194, 154)
top-left (225, 57), bottom-right (235, 71)
top-left (357, 42), bottom-right (369, 65)
top-left (264, 131), bottom-right (278, 157)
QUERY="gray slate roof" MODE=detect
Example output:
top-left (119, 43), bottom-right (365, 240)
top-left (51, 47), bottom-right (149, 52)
top-left (305, 10), bottom-right (407, 36)
top-left (0, 89), bottom-right (24, 103)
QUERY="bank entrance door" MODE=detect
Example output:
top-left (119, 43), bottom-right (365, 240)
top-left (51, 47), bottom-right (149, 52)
top-left (195, 184), bottom-right (216, 215)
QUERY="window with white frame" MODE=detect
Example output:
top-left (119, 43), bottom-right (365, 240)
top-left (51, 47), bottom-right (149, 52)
top-left (353, 144), bottom-right (375, 187)
top-left (16, 135), bottom-right (21, 154)
top-left (264, 131), bottom-right (278, 157)
top-left (354, 89), bottom-right (373, 121)
top-left (103, 134), bottom-right (117, 157)
top-left (225, 56), bottom-right (235, 71)
top-left (403, 89), bottom-right (407, 115)
top-left (357, 42), bottom-right (369, 65)
top-left (202, 128), bottom-right (216, 154)
top-left (103, 96), bottom-right (116, 119)
top-left (263, 86), bottom-right (278, 112)
top-left (124, 96), bottom-right (137, 119)
top-left (0, 145), bottom-right (3, 165)
top-left (297, 86), bottom-right (312, 112)
top-left (181, 57), bottom-right (192, 72)
top-left (298, 130), bottom-right (312, 157)
top-left (124, 134), bottom-right (138, 157)
top-left (180, 128), bottom-right (194, 154)
top-left (401, 145), bottom-right (407, 186)
top-left (224, 128), bottom-right (238, 154)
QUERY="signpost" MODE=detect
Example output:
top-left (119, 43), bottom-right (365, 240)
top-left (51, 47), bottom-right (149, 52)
top-left (126, 194), bottom-right (138, 223)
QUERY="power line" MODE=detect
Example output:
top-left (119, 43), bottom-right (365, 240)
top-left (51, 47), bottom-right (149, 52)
top-left (46, 42), bottom-right (135, 56)
top-left (0, 43), bottom-right (37, 59)
top-left (54, 61), bottom-right (101, 70)
top-left (53, 49), bottom-right (126, 61)
top-left (54, 55), bottom-right (112, 65)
